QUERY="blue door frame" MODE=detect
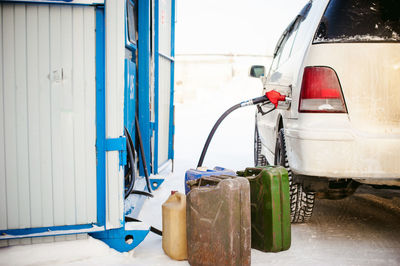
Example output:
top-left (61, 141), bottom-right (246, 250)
top-left (95, 5), bottom-right (107, 229)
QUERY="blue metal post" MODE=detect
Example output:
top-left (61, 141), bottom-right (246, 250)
top-left (95, 6), bottom-right (106, 228)
top-left (138, 0), bottom-right (151, 175)
top-left (154, 0), bottom-right (159, 173)
top-left (168, 0), bottom-right (175, 161)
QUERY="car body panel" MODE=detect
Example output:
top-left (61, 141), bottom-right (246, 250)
top-left (256, 0), bottom-right (400, 183)
top-left (304, 43), bottom-right (400, 135)
top-left (284, 114), bottom-right (400, 179)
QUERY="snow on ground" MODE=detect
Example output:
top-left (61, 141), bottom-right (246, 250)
top-left (1, 74), bottom-right (400, 265)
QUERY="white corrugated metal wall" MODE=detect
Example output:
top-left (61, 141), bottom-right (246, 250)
top-left (158, 0), bottom-right (172, 166)
top-left (0, 2), bottom-right (97, 234)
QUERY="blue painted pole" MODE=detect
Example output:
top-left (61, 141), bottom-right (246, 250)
top-left (154, 0), bottom-right (159, 174)
top-left (138, 0), bottom-right (151, 175)
top-left (95, 6), bottom-right (106, 227)
top-left (168, 0), bottom-right (175, 161)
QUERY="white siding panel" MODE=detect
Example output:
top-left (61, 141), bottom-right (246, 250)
top-left (105, 0), bottom-right (125, 229)
top-left (60, 112), bottom-right (75, 225)
top-left (14, 4), bottom-right (31, 229)
top-left (0, 5), bottom-right (7, 230)
top-left (83, 7), bottom-right (97, 223)
top-left (8, 238), bottom-right (31, 246)
top-left (72, 7), bottom-right (87, 224)
top-left (158, 57), bottom-right (171, 165)
top-left (26, 5), bottom-right (42, 228)
top-left (31, 236), bottom-right (55, 244)
top-left (37, 5), bottom-right (54, 227)
top-left (49, 5), bottom-right (65, 226)
top-left (60, 6), bottom-right (76, 225)
top-left (3, 4), bottom-right (19, 229)
top-left (0, 3), bottom-right (97, 232)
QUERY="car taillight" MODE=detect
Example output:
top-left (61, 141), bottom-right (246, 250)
top-left (299, 66), bottom-right (347, 113)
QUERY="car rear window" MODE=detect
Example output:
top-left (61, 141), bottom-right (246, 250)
top-left (314, 0), bottom-right (400, 43)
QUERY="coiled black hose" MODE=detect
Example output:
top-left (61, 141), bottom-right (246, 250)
top-left (124, 126), bottom-right (154, 199)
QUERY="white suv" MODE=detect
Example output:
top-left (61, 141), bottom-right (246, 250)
top-left (251, 0), bottom-right (400, 223)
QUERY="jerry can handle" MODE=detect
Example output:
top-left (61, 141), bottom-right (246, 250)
top-left (237, 167), bottom-right (264, 177)
top-left (186, 174), bottom-right (237, 192)
top-left (187, 176), bottom-right (221, 190)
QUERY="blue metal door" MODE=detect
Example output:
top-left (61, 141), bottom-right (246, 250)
top-left (124, 0), bottom-right (137, 138)
top-left (124, 59), bottom-right (136, 139)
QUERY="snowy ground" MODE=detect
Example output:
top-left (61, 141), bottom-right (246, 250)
top-left (1, 76), bottom-right (400, 265)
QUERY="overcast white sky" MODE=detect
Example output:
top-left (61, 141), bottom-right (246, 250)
top-left (175, 0), bottom-right (309, 56)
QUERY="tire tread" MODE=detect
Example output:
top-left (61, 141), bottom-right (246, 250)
top-left (277, 128), bottom-right (315, 223)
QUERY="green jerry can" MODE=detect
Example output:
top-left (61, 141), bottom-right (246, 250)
top-left (186, 176), bottom-right (251, 266)
top-left (237, 166), bottom-right (291, 252)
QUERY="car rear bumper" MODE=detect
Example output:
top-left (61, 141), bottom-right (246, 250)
top-left (285, 126), bottom-right (400, 180)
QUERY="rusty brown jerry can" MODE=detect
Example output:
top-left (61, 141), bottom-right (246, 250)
top-left (186, 176), bottom-right (251, 266)
top-left (237, 167), bottom-right (291, 252)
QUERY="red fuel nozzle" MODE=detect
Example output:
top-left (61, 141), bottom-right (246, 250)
top-left (266, 90), bottom-right (286, 107)
top-left (249, 90), bottom-right (288, 106)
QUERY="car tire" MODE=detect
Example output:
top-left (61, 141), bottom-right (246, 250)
top-left (275, 128), bottom-right (315, 223)
top-left (254, 123), bottom-right (268, 167)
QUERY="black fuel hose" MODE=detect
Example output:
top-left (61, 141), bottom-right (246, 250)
top-left (197, 95), bottom-right (270, 167)
top-left (131, 190), bottom-right (154, 197)
top-left (197, 103), bottom-right (241, 167)
top-left (124, 127), bottom-right (154, 199)
top-left (125, 216), bottom-right (162, 236)
top-left (124, 127), bottom-right (136, 198)
top-left (135, 114), bottom-right (152, 193)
